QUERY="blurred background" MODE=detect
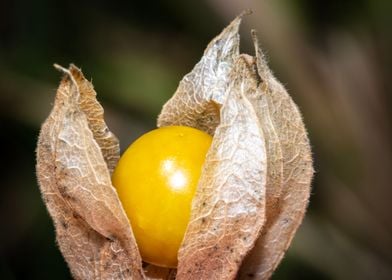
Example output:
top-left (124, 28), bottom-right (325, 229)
top-left (1, 0), bottom-right (391, 279)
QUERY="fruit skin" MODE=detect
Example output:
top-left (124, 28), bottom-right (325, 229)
top-left (112, 126), bottom-right (212, 268)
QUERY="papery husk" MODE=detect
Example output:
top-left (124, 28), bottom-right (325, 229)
top-left (36, 13), bottom-right (313, 280)
top-left (237, 32), bottom-right (314, 280)
top-left (158, 15), bottom-right (242, 135)
top-left (36, 65), bottom-right (144, 279)
top-left (158, 17), bottom-right (313, 280)
top-left (174, 54), bottom-right (267, 279)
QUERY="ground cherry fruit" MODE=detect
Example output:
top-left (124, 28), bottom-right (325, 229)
top-left (112, 126), bottom-right (212, 268)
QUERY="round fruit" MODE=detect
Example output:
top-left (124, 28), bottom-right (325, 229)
top-left (112, 125), bottom-right (212, 268)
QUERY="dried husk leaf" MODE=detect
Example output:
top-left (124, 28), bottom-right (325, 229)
top-left (158, 17), bottom-right (312, 280)
top-left (36, 65), bottom-right (144, 279)
top-left (155, 15), bottom-right (245, 279)
top-left (157, 14), bottom-right (242, 134)
top-left (238, 32), bottom-right (314, 279)
top-left (65, 64), bottom-right (120, 173)
top-left (234, 54), bottom-right (284, 221)
top-left (176, 55), bottom-right (267, 280)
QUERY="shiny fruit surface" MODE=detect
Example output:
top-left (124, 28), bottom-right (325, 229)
top-left (112, 126), bottom-right (212, 268)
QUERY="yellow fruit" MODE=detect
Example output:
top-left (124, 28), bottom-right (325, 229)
top-left (112, 126), bottom-right (212, 268)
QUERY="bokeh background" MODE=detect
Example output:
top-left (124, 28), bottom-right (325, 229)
top-left (1, 0), bottom-right (391, 279)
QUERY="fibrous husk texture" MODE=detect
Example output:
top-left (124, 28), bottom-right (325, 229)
top-left (36, 13), bottom-right (313, 280)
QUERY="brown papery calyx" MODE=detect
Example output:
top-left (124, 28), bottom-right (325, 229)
top-left (36, 13), bottom-right (313, 280)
